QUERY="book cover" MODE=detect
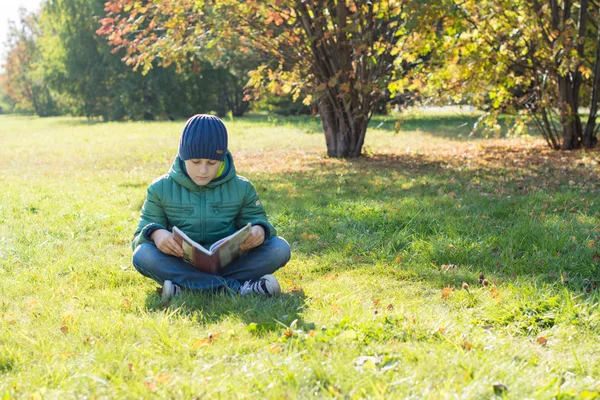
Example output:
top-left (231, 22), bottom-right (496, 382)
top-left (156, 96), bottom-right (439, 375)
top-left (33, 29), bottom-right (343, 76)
top-left (172, 223), bottom-right (252, 274)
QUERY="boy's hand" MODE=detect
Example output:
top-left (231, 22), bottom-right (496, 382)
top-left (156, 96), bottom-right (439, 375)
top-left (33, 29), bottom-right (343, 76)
top-left (240, 225), bottom-right (265, 251)
top-left (151, 229), bottom-right (184, 257)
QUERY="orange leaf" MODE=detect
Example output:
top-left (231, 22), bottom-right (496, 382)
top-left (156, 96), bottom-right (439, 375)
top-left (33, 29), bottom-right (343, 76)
top-left (441, 287), bottom-right (454, 299)
top-left (145, 381), bottom-right (158, 392)
top-left (331, 305), bottom-right (342, 313)
top-left (156, 373), bottom-right (171, 384)
top-left (588, 240), bottom-right (596, 248)
top-left (394, 254), bottom-right (403, 263)
top-left (461, 341), bottom-right (472, 351)
top-left (536, 337), bottom-right (548, 346)
top-left (324, 274), bottom-right (338, 280)
top-left (269, 344), bottom-right (282, 353)
top-left (386, 303), bottom-right (394, 311)
top-left (283, 329), bottom-right (294, 337)
top-left (60, 326), bottom-right (69, 334)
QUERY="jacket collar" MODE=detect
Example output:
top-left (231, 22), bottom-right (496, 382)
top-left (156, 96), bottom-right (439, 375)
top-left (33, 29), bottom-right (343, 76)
top-left (169, 151), bottom-right (236, 191)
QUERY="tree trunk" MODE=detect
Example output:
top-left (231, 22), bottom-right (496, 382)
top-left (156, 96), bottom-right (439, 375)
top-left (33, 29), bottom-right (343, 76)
top-left (583, 6), bottom-right (600, 148)
top-left (318, 95), bottom-right (369, 158)
top-left (558, 75), bottom-right (583, 149)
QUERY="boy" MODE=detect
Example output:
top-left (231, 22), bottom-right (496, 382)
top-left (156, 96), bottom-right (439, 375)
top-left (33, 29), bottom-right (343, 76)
top-left (132, 114), bottom-right (291, 299)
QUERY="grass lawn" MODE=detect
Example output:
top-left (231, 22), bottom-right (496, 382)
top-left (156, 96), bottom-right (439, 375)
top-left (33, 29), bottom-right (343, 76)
top-left (1, 112), bottom-right (600, 398)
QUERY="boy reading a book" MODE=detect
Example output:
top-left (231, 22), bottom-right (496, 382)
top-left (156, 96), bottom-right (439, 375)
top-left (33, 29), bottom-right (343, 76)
top-left (131, 114), bottom-right (291, 299)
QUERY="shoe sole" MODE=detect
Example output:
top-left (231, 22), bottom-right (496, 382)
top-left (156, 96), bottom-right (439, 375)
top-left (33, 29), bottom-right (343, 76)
top-left (162, 280), bottom-right (174, 300)
top-left (262, 274), bottom-right (281, 295)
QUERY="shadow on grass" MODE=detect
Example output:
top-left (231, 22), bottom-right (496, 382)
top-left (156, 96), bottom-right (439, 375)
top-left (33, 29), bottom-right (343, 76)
top-left (143, 287), bottom-right (309, 333)
top-left (255, 150), bottom-right (600, 292)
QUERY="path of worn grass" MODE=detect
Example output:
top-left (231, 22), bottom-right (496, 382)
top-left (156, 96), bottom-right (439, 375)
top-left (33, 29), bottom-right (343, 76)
top-left (1, 114), bottom-right (599, 398)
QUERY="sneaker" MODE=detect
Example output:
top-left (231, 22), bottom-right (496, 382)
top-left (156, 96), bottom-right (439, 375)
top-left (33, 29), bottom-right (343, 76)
top-left (239, 274), bottom-right (281, 296)
top-left (161, 280), bottom-right (181, 300)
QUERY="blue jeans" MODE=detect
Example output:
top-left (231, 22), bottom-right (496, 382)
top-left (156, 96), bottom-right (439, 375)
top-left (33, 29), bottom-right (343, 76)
top-left (132, 236), bottom-right (291, 292)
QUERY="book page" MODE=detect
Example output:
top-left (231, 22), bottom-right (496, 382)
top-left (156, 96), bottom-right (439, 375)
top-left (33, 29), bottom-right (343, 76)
top-left (210, 223), bottom-right (252, 267)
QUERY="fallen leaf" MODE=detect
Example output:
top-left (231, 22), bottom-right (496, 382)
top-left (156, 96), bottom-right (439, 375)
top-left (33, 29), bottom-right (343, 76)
top-left (536, 336), bottom-right (547, 346)
top-left (156, 373), bottom-right (171, 384)
top-left (331, 305), bottom-right (342, 313)
top-left (268, 344), bottom-right (282, 353)
top-left (60, 326), bottom-right (69, 334)
top-left (490, 287), bottom-right (499, 298)
top-left (373, 298), bottom-right (381, 306)
top-left (386, 303), bottom-right (394, 311)
top-left (123, 298), bottom-right (131, 309)
top-left (283, 329), bottom-right (294, 337)
top-left (461, 341), bottom-right (472, 351)
top-left (589, 240), bottom-right (596, 248)
top-left (442, 264), bottom-right (457, 271)
top-left (324, 274), bottom-right (339, 280)
top-left (394, 254), bottom-right (403, 263)
top-left (593, 253), bottom-right (600, 262)
top-left (441, 286), bottom-right (454, 299)
top-left (146, 381), bottom-right (158, 392)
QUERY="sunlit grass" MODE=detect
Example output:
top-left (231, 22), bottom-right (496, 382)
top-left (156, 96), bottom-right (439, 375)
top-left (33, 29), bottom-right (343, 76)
top-left (1, 113), bottom-right (599, 398)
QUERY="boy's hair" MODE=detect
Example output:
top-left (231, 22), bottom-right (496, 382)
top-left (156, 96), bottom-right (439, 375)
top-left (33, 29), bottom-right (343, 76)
top-left (179, 114), bottom-right (228, 161)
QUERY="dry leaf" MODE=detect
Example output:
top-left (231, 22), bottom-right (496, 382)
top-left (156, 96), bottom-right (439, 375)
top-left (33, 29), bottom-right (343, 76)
top-left (193, 338), bottom-right (213, 348)
top-left (441, 286), bottom-right (454, 299)
top-left (156, 373), bottom-right (171, 384)
top-left (536, 337), bottom-right (548, 346)
top-left (60, 325), bottom-right (69, 334)
top-left (593, 253), bottom-right (600, 263)
top-left (331, 305), bottom-right (342, 313)
top-left (490, 287), bottom-right (499, 298)
top-left (394, 254), bottom-right (403, 263)
top-left (373, 298), bottom-right (381, 306)
top-left (122, 298), bottom-right (131, 309)
top-left (145, 381), bottom-right (158, 392)
top-left (324, 274), bottom-right (339, 280)
top-left (442, 264), bottom-right (457, 271)
top-left (386, 303), bottom-right (394, 311)
top-left (268, 344), bottom-right (282, 353)
top-left (589, 240), bottom-right (596, 248)
top-left (461, 341), bottom-right (472, 351)
top-left (308, 330), bottom-right (316, 336)
top-left (283, 329), bottom-right (294, 338)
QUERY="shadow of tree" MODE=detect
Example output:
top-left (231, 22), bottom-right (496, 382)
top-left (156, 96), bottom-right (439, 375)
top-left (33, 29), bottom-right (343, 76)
top-left (254, 149), bottom-right (600, 292)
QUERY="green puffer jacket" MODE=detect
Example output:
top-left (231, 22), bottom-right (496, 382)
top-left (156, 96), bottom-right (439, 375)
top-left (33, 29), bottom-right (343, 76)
top-left (132, 152), bottom-right (275, 251)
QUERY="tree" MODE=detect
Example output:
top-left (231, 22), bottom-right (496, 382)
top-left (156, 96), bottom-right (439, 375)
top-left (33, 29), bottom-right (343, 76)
top-left (1, 9), bottom-right (56, 116)
top-left (98, 0), bottom-right (416, 158)
top-left (410, 0), bottom-right (600, 150)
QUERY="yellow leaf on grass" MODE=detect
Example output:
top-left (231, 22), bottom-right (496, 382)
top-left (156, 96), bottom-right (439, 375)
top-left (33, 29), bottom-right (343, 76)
top-left (156, 373), bottom-right (171, 384)
top-left (441, 287), bottom-right (454, 299)
top-left (394, 254), bottom-right (403, 263)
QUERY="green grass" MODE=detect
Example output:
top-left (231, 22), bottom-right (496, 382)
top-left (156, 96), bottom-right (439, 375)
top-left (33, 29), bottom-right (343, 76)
top-left (1, 113), bottom-right (600, 398)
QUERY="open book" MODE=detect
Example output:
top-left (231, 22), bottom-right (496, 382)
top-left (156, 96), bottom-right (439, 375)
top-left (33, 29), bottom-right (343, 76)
top-left (172, 223), bottom-right (252, 274)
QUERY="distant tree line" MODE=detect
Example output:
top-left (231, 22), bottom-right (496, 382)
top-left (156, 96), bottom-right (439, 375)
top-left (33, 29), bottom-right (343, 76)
top-left (0, 0), bottom-right (259, 120)
top-left (2, 0), bottom-right (599, 156)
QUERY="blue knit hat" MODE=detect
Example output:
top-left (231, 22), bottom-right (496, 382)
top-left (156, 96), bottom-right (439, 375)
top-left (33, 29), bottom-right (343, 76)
top-left (178, 114), bottom-right (228, 161)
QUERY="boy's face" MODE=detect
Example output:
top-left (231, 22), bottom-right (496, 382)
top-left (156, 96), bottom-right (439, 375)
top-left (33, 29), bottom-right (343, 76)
top-left (184, 158), bottom-right (221, 186)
